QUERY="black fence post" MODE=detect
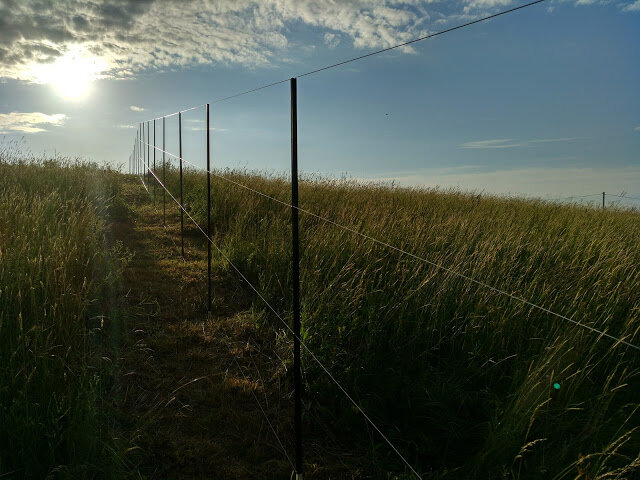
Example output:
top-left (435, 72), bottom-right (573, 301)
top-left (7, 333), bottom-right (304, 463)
top-left (290, 77), bottom-right (303, 479)
top-left (142, 122), bottom-right (145, 182)
top-left (179, 111), bottom-right (184, 259)
top-left (136, 129), bottom-right (139, 176)
top-left (153, 119), bottom-right (157, 203)
top-left (206, 104), bottom-right (212, 313)
top-left (603, 192), bottom-right (605, 210)
top-left (147, 121), bottom-right (150, 184)
top-left (163, 116), bottom-right (166, 227)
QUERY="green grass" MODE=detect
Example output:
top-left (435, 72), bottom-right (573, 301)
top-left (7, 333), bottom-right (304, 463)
top-left (3, 152), bottom-right (638, 478)
top-left (155, 164), bottom-right (640, 479)
top-left (0, 155), bottom-right (134, 479)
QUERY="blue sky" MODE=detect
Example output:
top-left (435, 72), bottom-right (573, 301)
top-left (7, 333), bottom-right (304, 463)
top-left (0, 0), bottom-right (638, 200)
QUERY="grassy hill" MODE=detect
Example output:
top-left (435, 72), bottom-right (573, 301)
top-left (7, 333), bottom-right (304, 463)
top-left (166, 165), bottom-right (640, 478)
top-left (1, 157), bottom-right (639, 479)
top-left (0, 159), bottom-right (134, 479)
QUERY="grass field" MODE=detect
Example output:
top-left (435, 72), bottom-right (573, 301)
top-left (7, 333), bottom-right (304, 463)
top-left (0, 157), bottom-right (134, 479)
top-left (159, 164), bottom-right (640, 479)
top-left (2, 154), bottom-right (639, 479)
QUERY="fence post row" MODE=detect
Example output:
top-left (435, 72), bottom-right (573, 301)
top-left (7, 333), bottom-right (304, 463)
top-left (290, 77), bottom-right (303, 480)
top-left (206, 104), bottom-right (212, 313)
top-left (179, 112), bottom-right (184, 259)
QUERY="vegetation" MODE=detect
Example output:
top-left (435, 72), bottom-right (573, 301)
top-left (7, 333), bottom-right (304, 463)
top-left (2, 151), bottom-right (639, 478)
top-left (157, 164), bottom-right (640, 479)
top-left (0, 153), bottom-right (133, 479)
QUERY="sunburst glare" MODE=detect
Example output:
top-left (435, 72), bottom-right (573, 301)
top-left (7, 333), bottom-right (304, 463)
top-left (29, 47), bottom-right (109, 100)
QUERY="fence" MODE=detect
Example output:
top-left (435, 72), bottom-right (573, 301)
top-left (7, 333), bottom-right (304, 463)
top-left (126, 2), bottom-right (640, 478)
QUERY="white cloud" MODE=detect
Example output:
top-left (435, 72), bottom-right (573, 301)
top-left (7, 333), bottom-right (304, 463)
top-left (361, 165), bottom-right (640, 199)
top-left (0, 0), bottom-right (635, 85)
top-left (635, 126), bottom-right (640, 131)
top-left (0, 112), bottom-right (67, 134)
top-left (460, 137), bottom-right (579, 149)
top-left (622, 0), bottom-right (640, 11)
top-left (324, 33), bottom-right (341, 49)
top-left (130, 105), bottom-right (146, 112)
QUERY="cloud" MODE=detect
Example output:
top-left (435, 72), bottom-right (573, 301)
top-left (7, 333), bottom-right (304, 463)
top-left (460, 137), bottom-right (579, 149)
top-left (635, 126), bottom-right (640, 132)
top-left (324, 33), bottom-right (341, 49)
top-left (622, 0), bottom-right (640, 11)
top-left (0, 0), bottom-right (635, 84)
top-left (130, 105), bottom-right (146, 112)
top-left (0, 0), bottom-right (432, 82)
top-left (0, 111), bottom-right (67, 133)
top-left (361, 164), bottom-right (640, 198)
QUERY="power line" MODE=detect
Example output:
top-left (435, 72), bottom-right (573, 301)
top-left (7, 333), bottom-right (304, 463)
top-left (135, 0), bottom-right (548, 120)
top-left (138, 152), bottom-right (425, 479)
top-left (136, 138), bottom-right (640, 353)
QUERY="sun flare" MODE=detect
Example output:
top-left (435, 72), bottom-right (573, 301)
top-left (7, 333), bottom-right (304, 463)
top-left (29, 47), bottom-right (109, 100)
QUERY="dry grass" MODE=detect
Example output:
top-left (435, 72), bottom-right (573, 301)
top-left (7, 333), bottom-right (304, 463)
top-left (113, 176), bottom-right (366, 479)
top-left (0, 157), bottom-right (134, 479)
top-left (156, 165), bottom-right (640, 479)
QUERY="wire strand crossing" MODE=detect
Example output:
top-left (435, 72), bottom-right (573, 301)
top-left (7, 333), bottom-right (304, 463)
top-left (138, 152), bottom-right (425, 479)
top-left (136, 138), bottom-right (640, 353)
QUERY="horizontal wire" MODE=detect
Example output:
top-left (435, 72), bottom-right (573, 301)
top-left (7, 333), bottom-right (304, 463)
top-left (138, 153), bottom-right (424, 479)
top-left (561, 193), bottom-right (601, 200)
top-left (136, 103), bottom-right (207, 126)
top-left (211, 79), bottom-right (291, 105)
top-left (609, 194), bottom-right (640, 202)
top-left (136, 138), bottom-right (640, 352)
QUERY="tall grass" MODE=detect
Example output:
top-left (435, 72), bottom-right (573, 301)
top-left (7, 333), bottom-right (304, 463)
top-left (157, 164), bottom-right (640, 478)
top-left (0, 155), bottom-right (132, 479)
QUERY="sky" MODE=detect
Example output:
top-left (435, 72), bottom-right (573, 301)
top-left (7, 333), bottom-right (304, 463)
top-left (0, 0), bottom-right (638, 201)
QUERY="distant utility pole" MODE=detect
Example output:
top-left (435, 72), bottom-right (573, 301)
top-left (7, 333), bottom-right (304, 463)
top-left (603, 192), bottom-right (605, 210)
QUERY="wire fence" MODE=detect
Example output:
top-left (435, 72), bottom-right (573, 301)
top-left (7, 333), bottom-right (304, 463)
top-left (126, 1), bottom-right (640, 477)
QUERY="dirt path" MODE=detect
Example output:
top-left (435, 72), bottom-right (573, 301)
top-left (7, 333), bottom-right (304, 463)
top-left (111, 179), bottom-right (298, 479)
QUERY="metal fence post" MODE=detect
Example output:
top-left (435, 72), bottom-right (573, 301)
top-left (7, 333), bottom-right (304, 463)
top-left (147, 121), bottom-right (150, 184)
top-left (142, 122), bottom-right (145, 182)
top-left (206, 104), bottom-right (212, 312)
top-left (163, 116), bottom-right (166, 227)
top-left (153, 119), bottom-right (157, 203)
top-left (139, 124), bottom-right (142, 176)
top-left (179, 111), bottom-right (184, 258)
top-left (290, 77), bottom-right (303, 480)
top-left (136, 129), bottom-right (139, 176)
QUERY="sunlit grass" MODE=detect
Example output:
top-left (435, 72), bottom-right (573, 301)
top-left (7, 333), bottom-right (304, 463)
top-left (156, 164), bottom-right (640, 479)
top-left (0, 154), bottom-right (133, 479)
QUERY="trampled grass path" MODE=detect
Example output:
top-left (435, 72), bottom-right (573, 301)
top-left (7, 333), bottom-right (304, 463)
top-left (113, 178), bottom-right (361, 479)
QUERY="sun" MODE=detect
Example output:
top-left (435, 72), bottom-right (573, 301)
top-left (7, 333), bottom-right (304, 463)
top-left (29, 47), bottom-right (109, 100)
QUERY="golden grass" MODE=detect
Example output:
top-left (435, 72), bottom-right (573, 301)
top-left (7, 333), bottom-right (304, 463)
top-left (157, 165), bottom-right (640, 479)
